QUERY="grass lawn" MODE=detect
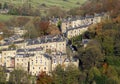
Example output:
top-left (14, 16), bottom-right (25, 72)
top-left (0, 14), bottom-right (13, 22)
top-left (0, 14), bottom-right (34, 22)
top-left (0, 0), bottom-right (87, 10)
top-left (0, 0), bottom-right (87, 20)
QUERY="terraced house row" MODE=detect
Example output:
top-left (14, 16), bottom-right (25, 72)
top-left (0, 35), bottom-right (66, 53)
top-left (50, 13), bottom-right (109, 38)
top-left (0, 47), bottom-right (79, 76)
top-left (0, 34), bottom-right (78, 76)
top-left (0, 13), bottom-right (109, 77)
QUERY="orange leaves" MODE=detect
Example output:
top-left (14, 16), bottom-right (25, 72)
top-left (93, 23), bottom-right (103, 35)
top-left (34, 20), bottom-right (60, 36)
top-left (39, 21), bottom-right (50, 32)
top-left (16, 17), bottom-right (30, 27)
top-left (102, 62), bottom-right (108, 74)
top-left (82, 0), bottom-right (120, 16)
top-left (113, 15), bottom-right (120, 23)
top-left (48, 24), bottom-right (61, 35)
top-left (0, 35), bottom-right (3, 40)
top-left (0, 22), bottom-right (5, 29)
top-left (37, 71), bottom-right (53, 84)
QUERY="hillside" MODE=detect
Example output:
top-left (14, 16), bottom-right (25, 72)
top-left (0, 0), bottom-right (87, 10)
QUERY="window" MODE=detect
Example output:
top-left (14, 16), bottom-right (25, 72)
top-left (45, 62), bottom-right (46, 65)
top-left (40, 60), bottom-right (42, 64)
top-left (44, 67), bottom-right (46, 70)
top-left (33, 67), bottom-right (34, 69)
top-left (53, 59), bottom-right (56, 63)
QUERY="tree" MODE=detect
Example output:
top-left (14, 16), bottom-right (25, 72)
top-left (9, 68), bottom-right (32, 84)
top-left (24, 19), bottom-right (39, 39)
top-left (52, 65), bottom-right (66, 84)
top-left (16, 17), bottom-right (30, 27)
top-left (87, 67), bottom-right (104, 84)
top-left (0, 22), bottom-right (14, 38)
top-left (3, 2), bottom-right (8, 9)
top-left (33, 17), bottom-right (41, 29)
top-left (101, 36), bottom-right (114, 56)
top-left (48, 6), bottom-right (67, 17)
top-left (8, 44), bottom-right (17, 50)
top-left (0, 3), bottom-right (2, 9)
top-left (48, 24), bottom-right (61, 35)
top-left (105, 66), bottom-right (120, 84)
top-left (114, 42), bottom-right (120, 56)
top-left (78, 40), bottom-right (104, 70)
top-left (0, 66), bottom-right (6, 84)
top-left (38, 21), bottom-right (50, 35)
top-left (68, 7), bottom-right (85, 16)
top-left (0, 35), bottom-right (3, 41)
top-left (81, 0), bottom-right (120, 17)
top-left (37, 71), bottom-right (53, 84)
top-left (65, 64), bottom-right (81, 84)
top-left (52, 64), bottom-right (81, 84)
top-left (66, 46), bottom-right (76, 58)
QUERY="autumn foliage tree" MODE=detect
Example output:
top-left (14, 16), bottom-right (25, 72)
top-left (33, 20), bottom-right (60, 36)
top-left (16, 17), bottom-right (30, 27)
top-left (81, 0), bottom-right (120, 17)
top-left (37, 71), bottom-right (53, 84)
top-left (48, 6), bottom-right (67, 17)
top-left (48, 24), bottom-right (61, 35)
top-left (0, 22), bottom-right (13, 38)
top-left (38, 21), bottom-right (50, 35)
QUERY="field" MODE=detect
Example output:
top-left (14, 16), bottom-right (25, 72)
top-left (0, 0), bottom-right (86, 9)
top-left (0, 0), bottom-right (87, 21)
top-left (0, 14), bottom-right (13, 22)
top-left (0, 14), bottom-right (34, 22)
